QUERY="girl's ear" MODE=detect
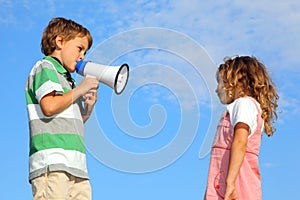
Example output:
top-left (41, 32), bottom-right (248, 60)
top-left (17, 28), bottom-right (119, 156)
top-left (55, 35), bottom-right (64, 49)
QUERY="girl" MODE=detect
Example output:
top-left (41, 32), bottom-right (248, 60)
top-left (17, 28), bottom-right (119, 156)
top-left (204, 56), bottom-right (279, 200)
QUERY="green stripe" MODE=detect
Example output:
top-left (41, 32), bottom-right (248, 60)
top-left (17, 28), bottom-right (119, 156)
top-left (26, 82), bottom-right (70, 105)
top-left (26, 67), bottom-right (62, 105)
top-left (44, 56), bottom-right (67, 74)
top-left (30, 133), bottom-right (85, 156)
top-left (33, 68), bottom-right (61, 91)
top-left (25, 90), bottom-right (38, 104)
top-left (63, 87), bottom-right (71, 93)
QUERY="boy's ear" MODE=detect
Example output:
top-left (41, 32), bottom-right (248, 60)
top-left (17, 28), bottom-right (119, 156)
top-left (55, 35), bottom-right (64, 49)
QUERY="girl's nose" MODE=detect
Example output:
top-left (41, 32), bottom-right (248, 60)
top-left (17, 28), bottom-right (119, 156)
top-left (215, 87), bottom-right (219, 94)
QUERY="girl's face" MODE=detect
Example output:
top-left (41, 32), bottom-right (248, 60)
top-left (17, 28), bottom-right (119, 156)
top-left (56, 35), bottom-right (89, 72)
top-left (215, 73), bottom-right (234, 104)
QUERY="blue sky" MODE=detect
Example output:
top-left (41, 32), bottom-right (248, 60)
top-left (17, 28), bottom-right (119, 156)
top-left (1, 0), bottom-right (300, 199)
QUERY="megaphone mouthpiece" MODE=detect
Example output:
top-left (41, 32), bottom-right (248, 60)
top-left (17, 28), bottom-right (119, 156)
top-left (75, 60), bottom-right (86, 75)
top-left (75, 61), bottom-right (129, 95)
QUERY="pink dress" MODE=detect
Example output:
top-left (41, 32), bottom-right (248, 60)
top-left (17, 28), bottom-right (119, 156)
top-left (205, 97), bottom-right (263, 200)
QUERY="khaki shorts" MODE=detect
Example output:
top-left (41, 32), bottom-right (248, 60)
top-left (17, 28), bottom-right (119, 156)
top-left (31, 171), bottom-right (92, 200)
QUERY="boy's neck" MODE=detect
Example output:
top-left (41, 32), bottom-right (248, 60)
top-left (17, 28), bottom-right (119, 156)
top-left (50, 56), bottom-right (62, 66)
top-left (48, 51), bottom-right (62, 65)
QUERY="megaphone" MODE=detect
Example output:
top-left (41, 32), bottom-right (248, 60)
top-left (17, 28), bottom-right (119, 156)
top-left (76, 61), bottom-right (129, 94)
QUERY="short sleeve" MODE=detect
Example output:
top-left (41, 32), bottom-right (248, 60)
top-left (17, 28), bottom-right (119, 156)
top-left (33, 61), bottom-right (64, 102)
top-left (226, 97), bottom-right (259, 135)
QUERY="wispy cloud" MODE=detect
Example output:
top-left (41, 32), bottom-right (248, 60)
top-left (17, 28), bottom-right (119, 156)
top-left (3, 0), bottom-right (299, 70)
top-left (263, 162), bottom-right (275, 168)
top-left (82, 0), bottom-right (300, 114)
top-left (0, 0), bottom-right (57, 30)
top-left (88, 27), bottom-right (218, 112)
top-left (77, 0), bottom-right (300, 77)
top-left (277, 92), bottom-right (300, 123)
top-left (0, 0), bottom-right (16, 25)
top-left (3, 0), bottom-right (298, 113)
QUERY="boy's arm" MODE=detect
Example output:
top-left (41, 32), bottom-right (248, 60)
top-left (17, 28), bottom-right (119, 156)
top-left (224, 122), bottom-right (249, 200)
top-left (40, 88), bottom-right (82, 117)
top-left (40, 77), bottom-right (99, 117)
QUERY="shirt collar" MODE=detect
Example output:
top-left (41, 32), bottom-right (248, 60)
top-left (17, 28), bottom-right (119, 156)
top-left (44, 56), bottom-right (67, 74)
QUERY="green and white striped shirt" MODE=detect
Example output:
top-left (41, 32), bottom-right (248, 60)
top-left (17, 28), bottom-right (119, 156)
top-left (25, 56), bottom-right (88, 181)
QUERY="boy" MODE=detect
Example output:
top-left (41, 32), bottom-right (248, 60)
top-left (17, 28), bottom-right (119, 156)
top-left (25, 17), bottom-right (98, 199)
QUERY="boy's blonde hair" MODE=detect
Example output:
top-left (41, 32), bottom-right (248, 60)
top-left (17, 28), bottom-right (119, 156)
top-left (41, 17), bottom-right (93, 55)
top-left (218, 56), bottom-right (279, 136)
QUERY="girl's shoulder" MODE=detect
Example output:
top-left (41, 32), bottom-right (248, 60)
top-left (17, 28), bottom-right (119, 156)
top-left (227, 97), bottom-right (261, 114)
top-left (226, 97), bottom-right (262, 134)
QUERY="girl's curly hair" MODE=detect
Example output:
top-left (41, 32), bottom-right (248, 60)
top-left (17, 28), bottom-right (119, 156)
top-left (218, 56), bottom-right (279, 136)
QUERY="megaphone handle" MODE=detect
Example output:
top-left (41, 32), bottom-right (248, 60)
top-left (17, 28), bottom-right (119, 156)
top-left (79, 96), bottom-right (88, 116)
top-left (85, 74), bottom-right (96, 78)
top-left (84, 74), bottom-right (99, 95)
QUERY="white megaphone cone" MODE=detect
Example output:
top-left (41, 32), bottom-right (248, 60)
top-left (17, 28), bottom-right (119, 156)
top-left (76, 61), bottom-right (129, 94)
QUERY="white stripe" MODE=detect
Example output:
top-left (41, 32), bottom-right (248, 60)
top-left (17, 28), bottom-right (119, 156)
top-left (27, 103), bottom-right (83, 121)
top-left (29, 59), bottom-right (58, 76)
top-left (36, 80), bottom-right (63, 102)
top-left (29, 148), bottom-right (87, 173)
top-left (29, 60), bottom-right (43, 76)
top-left (43, 59), bottom-right (57, 68)
top-left (30, 59), bottom-right (57, 75)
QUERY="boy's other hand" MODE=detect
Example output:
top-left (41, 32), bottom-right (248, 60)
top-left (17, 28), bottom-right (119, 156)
top-left (75, 77), bottom-right (99, 96)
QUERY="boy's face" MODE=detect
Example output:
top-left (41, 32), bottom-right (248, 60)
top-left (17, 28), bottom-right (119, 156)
top-left (58, 36), bottom-right (89, 72)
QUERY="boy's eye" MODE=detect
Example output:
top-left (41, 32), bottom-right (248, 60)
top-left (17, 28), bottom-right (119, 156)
top-left (78, 46), bottom-right (83, 51)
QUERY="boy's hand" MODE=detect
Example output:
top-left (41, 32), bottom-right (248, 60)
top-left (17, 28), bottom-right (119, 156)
top-left (75, 77), bottom-right (99, 96)
top-left (75, 77), bottom-right (99, 122)
top-left (82, 89), bottom-right (98, 122)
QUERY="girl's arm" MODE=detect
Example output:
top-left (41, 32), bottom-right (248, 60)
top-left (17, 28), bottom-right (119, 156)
top-left (224, 122), bottom-right (249, 200)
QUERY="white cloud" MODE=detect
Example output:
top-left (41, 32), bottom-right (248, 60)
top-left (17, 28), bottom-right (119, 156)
top-left (83, 0), bottom-right (300, 71)
top-left (278, 91), bottom-right (300, 116)
top-left (0, 0), bottom-right (16, 24)
top-left (88, 27), bottom-right (217, 112)
top-left (97, 0), bottom-right (300, 114)
top-left (263, 162), bottom-right (274, 168)
top-left (4, 0), bottom-right (299, 71)
top-left (3, 0), bottom-right (299, 115)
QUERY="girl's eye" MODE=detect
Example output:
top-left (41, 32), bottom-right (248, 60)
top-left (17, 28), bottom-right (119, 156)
top-left (78, 47), bottom-right (83, 51)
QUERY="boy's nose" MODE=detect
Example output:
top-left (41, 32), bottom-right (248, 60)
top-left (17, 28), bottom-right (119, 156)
top-left (79, 53), bottom-right (84, 61)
